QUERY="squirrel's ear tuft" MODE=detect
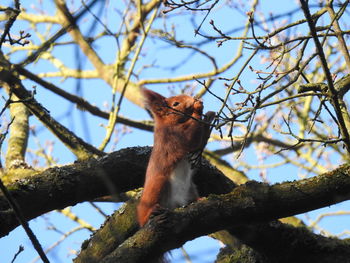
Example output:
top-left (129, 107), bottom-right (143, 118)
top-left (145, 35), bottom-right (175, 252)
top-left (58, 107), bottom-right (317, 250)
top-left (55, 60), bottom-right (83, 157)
top-left (141, 88), bottom-right (166, 109)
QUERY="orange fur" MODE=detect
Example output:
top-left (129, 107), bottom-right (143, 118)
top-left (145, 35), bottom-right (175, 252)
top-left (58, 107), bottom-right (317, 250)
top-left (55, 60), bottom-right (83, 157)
top-left (137, 88), bottom-right (214, 227)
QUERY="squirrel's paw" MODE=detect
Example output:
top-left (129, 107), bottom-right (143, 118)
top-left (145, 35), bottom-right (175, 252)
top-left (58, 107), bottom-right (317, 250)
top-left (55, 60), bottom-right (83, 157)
top-left (149, 205), bottom-right (171, 226)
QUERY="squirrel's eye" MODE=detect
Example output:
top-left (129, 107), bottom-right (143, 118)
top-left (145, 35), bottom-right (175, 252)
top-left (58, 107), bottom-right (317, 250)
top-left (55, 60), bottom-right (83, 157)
top-left (172, 101), bottom-right (180, 107)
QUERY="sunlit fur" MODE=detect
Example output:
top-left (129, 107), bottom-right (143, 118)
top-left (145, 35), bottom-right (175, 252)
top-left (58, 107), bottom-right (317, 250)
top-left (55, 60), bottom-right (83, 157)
top-left (137, 88), bottom-right (214, 227)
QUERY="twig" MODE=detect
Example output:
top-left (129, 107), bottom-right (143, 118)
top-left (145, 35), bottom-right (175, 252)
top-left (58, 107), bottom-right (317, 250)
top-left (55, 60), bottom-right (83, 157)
top-left (14, 65), bottom-right (154, 132)
top-left (0, 1), bottom-right (21, 48)
top-left (0, 117), bottom-right (15, 169)
top-left (300, 0), bottom-right (350, 153)
top-left (30, 227), bottom-right (84, 263)
top-left (0, 178), bottom-right (50, 263)
top-left (0, 62), bottom-right (103, 159)
top-left (11, 245), bottom-right (24, 263)
top-left (19, 0), bottom-right (100, 66)
top-left (99, 3), bottom-right (160, 150)
top-left (277, 110), bottom-right (342, 154)
top-left (326, 0), bottom-right (350, 70)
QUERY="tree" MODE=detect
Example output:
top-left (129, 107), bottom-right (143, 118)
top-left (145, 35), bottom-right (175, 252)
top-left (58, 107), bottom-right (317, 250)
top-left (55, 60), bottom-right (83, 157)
top-left (1, 0), bottom-right (350, 262)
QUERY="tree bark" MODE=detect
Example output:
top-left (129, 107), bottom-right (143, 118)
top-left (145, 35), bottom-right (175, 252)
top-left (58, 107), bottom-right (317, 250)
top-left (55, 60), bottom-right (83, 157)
top-left (1, 146), bottom-right (350, 262)
top-left (0, 146), bottom-right (233, 237)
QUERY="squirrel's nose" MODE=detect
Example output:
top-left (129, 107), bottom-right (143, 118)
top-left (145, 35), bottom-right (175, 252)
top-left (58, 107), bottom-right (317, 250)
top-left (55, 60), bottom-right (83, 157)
top-left (193, 97), bottom-right (203, 104)
top-left (193, 95), bottom-right (202, 101)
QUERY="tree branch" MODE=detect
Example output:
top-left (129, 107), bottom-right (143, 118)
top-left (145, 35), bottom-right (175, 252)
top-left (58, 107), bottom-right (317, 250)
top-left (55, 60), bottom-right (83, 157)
top-left (0, 53), bottom-right (104, 159)
top-left (14, 65), bottom-right (154, 132)
top-left (17, 0), bottom-right (100, 66)
top-left (4, 93), bottom-right (29, 169)
top-left (0, 146), bottom-right (234, 237)
top-left (0, 178), bottom-right (49, 263)
top-left (100, 163), bottom-right (350, 262)
top-left (228, 220), bottom-right (350, 263)
top-left (1, 145), bottom-right (350, 262)
top-left (300, 0), bottom-right (350, 153)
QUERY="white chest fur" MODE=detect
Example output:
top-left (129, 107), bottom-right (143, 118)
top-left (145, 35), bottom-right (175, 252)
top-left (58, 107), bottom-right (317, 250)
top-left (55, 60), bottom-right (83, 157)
top-left (167, 158), bottom-right (198, 209)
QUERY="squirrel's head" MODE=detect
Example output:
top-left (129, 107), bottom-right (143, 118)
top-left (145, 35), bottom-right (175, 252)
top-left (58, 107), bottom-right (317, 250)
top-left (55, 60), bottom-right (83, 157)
top-left (142, 88), bottom-right (203, 125)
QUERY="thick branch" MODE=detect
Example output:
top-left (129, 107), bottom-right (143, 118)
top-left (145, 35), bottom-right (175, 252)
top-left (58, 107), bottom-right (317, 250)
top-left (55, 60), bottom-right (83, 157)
top-left (100, 164), bottom-right (350, 262)
top-left (1, 145), bottom-right (350, 262)
top-left (74, 199), bottom-right (140, 263)
top-left (0, 146), bottom-right (233, 237)
top-left (229, 221), bottom-right (350, 263)
top-left (4, 94), bottom-right (29, 169)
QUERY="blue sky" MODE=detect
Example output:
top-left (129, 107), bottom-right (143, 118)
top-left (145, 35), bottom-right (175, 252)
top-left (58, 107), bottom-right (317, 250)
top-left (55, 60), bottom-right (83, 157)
top-left (1, 0), bottom-right (350, 262)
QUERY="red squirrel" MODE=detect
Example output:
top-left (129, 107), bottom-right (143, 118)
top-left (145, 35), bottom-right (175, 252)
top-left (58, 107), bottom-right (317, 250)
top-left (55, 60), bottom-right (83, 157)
top-left (137, 88), bottom-right (215, 227)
